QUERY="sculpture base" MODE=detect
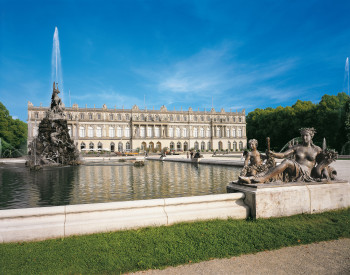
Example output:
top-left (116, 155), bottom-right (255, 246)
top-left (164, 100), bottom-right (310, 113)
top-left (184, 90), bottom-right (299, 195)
top-left (227, 180), bottom-right (350, 218)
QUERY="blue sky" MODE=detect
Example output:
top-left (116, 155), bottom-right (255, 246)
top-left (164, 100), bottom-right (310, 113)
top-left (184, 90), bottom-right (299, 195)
top-left (1, 0), bottom-right (349, 122)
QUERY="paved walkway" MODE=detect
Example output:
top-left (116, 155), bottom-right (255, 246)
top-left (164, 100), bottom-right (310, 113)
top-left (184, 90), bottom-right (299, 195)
top-left (132, 238), bottom-right (350, 275)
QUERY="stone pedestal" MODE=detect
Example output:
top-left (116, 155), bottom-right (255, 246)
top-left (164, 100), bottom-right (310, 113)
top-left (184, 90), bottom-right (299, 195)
top-left (227, 180), bottom-right (350, 218)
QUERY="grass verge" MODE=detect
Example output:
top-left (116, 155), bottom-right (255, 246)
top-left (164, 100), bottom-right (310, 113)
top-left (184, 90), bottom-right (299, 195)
top-left (1, 208), bottom-right (349, 274)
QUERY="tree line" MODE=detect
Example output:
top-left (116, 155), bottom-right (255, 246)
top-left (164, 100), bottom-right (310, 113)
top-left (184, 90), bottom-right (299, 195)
top-left (0, 102), bottom-right (27, 157)
top-left (246, 92), bottom-right (350, 153)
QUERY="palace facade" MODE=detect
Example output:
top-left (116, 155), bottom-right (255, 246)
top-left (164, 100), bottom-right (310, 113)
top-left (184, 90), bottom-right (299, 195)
top-left (27, 102), bottom-right (247, 152)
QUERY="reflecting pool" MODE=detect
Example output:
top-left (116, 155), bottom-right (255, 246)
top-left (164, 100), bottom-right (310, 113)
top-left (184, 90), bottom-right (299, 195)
top-left (0, 160), bottom-right (240, 209)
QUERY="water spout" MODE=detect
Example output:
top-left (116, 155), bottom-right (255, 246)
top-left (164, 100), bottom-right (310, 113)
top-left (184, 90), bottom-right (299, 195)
top-left (51, 27), bottom-right (64, 103)
top-left (344, 57), bottom-right (349, 96)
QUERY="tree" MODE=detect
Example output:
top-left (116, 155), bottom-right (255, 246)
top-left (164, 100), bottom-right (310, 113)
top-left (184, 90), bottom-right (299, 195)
top-left (0, 102), bottom-right (27, 157)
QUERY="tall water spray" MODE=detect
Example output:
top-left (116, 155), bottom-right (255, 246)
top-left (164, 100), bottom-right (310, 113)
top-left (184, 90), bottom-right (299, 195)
top-left (344, 57), bottom-right (349, 96)
top-left (51, 27), bottom-right (64, 103)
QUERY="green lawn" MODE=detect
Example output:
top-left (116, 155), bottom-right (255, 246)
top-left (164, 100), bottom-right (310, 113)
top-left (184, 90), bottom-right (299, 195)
top-left (1, 208), bottom-right (349, 274)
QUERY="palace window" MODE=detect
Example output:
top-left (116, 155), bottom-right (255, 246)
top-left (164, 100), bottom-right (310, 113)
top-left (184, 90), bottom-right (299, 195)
top-left (226, 128), bottom-right (230, 137)
top-left (125, 114), bottom-right (130, 120)
top-left (176, 115), bottom-right (180, 121)
top-left (124, 127), bottom-right (130, 138)
top-left (201, 141), bottom-right (205, 150)
top-left (110, 142), bottom-right (115, 152)
top-left (200, 128), bottom-right (204, 138)
top-left (88, 127), bottom-right (93, 137)
top-left (194, 116), bottom-right (198, 122)
top-left (117, 127), bottom-right (122, 138)
top-left (206, 128), bottom-right (211, 138)
top-left (98, 142), bottom-right (102, 151)
top-left (183, 128), bottom-right (187, 138)
top-left (140, 127), bottom-right (146, 138)
top-left (68, 126), bottom-right (72, 137)
top-left (169, 127), bottom-right (174, 137)
top-left (233, 142), bottom-right (237, 150)
top-left (80, 113), bottom-right (84, 120)
top-left (207, 141), bottom-right (211, 150)
top-left (109, 114), bottom-right (113, 120)
top-left (193, 128), bottom-right (198, 138)
top-left (239, 141), bottom-right (243, 150)
top-left (170, 142), bottom-right (175, 150)
top-left (216, 128), bottom-right (221, 138)
top-left (183, 115), bottom-right (187, 121)
top-left (239, 117), bottom-right (242, 122)
top-left (140, 114), bottom-right (145, 120)
top-left (89, 113), bottom-right (93, 120)
top-left (96, 127), bottom-right (102, 138)
top-left (176, 127), bottom-right (180, 137)
top-left (177, 142), bottom-right (181, 151)
top-left (232, 128), bottom-right (236, 137)
top-left (80, 142), bottom-right (86, 150)
top-left (238, 129), bottom-right (242, 137)
top-left (109, 127), bottom-right (115, 138)
top-left (89, 142), bottom-right (94, 151)
top-left (155, 127), bottom-right (160, 138)
top-left (97, 114), bottom-right (101, 120)
top-left (117, 114), bottom-right (121, 120)
top-left (126, 142), bottom-right (131, 151)
top-left (228, 141), bottom-right (231, 150)
top-left (118, 142), bottom-right (123, 152)
top-left (194, 142), bottom-right (199, 150)
top-left (147, 127), bottom-right (153, 137)
top-left (201, 116), bottom-right (204, 121)
top-left (79, 127), bottom-right (85, 137)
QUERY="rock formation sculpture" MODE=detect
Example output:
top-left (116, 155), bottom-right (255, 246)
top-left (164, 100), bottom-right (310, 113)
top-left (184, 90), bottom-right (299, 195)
top-left (27, 83), bottom-right (80, 169)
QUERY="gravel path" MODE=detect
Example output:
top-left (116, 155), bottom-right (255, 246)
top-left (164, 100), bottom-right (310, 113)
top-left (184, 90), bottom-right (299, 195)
top-left (131, 238), bottom-right (350, 275)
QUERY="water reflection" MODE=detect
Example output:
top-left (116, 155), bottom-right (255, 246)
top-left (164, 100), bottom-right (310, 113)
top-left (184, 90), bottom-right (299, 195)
top-left (0, 161), bottom-right (240, 209)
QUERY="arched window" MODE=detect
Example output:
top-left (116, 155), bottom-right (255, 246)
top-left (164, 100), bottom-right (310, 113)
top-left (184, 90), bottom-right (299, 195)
top-left (177, 142), bottom-right (181, 151)
top-left (110, 142), bottom-right (115, 152)
top-left (109, 127), bottom-right (115, 138)
top-left (239, 141), bottom-right (243, 150)
top-left (141, 142), bottom-right (146, 150)
top-left (184, 142), bottom-right (188, 151)
top-left (194, 141), bottom-right (199, 150)
top-left (228, 141), bottom-right (231, 150)
top-left (79, 127), bottom-right (85, 138)
top-left (156, 142), bottom-right (161, 151)
top-left (118, 142), bottom-right (123, 152)
top-left (96, 127), bottom-right (102, 138)
top-left (207, 141), bottom-right (211, 150)
top-left (89, 142), bottom-right (94, 151)
top-left (88, 126), bottom-right (93, 137)
top-left (170, 142), bottom-right (175, 150)
top-left (98, 142), bottom-right (103, 151)
top-left (233, 142), bottom-right (237, 151)
top-left (80, 142), bottom-right (86, 150)
top-left (126, 142), bottom-right (131, 151)
top-left (201, 141), bottom-right (205, 150)
top-left (218, 141), bottom-right (223, 150)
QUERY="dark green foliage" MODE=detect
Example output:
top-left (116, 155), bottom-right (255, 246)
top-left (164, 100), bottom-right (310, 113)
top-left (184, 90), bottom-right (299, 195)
top-left (0, 208), bottom-right (349, 274)
top-left (246, 93), bottom-right (349, 152)
top-left (0, 102), bottom-right (27, 157)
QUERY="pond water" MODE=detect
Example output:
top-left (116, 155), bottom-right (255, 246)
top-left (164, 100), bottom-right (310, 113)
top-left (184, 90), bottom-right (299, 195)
top-left (0, 160), bottom-right (241, 210)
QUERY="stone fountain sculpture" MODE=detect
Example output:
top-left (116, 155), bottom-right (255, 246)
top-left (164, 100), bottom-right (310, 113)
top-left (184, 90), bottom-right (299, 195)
top-left (27, 83), bottom-right (80, 169)
top-left (237, 128), bottom-right (338, 184)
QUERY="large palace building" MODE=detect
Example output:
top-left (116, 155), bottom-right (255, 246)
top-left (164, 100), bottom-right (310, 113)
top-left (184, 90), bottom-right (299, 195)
top-left (27, 102), bottom-right (247, 153)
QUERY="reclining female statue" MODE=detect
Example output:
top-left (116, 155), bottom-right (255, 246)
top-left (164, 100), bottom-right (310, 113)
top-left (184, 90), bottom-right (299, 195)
top-left (239, 128), bottom-right (337, 184)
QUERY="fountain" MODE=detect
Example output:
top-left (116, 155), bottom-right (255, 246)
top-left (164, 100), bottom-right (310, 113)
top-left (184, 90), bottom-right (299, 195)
top-left (26, 82), bottom-right (80, 169)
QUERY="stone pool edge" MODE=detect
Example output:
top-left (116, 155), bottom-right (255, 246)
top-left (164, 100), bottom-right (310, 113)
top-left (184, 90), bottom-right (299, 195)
top-left (0, 193), bottom-right (248, 243)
